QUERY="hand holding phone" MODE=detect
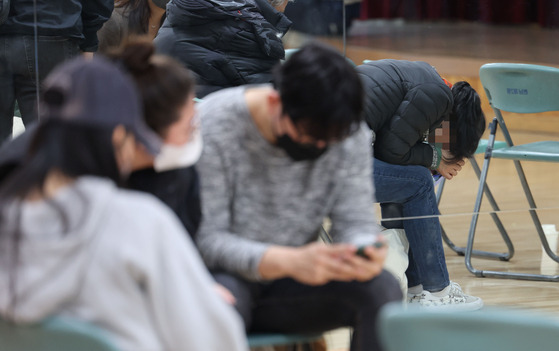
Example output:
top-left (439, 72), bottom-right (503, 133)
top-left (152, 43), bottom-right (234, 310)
top-left (348, 241), bottom-right (388, 281)
top-left (356, 241), bottom-right (386, 259)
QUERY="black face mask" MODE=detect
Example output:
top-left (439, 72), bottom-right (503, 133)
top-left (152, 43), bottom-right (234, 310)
top-left (276, 134), bottom-right (327, 161)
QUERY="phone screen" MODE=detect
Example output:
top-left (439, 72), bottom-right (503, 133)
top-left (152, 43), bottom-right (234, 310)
top-left (356, 241), bottom-right (385, 258)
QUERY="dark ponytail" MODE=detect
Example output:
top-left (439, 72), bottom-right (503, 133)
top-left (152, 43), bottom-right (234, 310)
top-left (0, 119), bottom-right (120, 206)
top-left (115, 0), bottom-right (151, 34)
top-left (105, 37), bottom-right (196, 138)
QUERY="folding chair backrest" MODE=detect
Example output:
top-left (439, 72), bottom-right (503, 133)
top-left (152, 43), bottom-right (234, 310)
top-left (0, 316), bottom-right (119, 351)
top-left (378, 303), bottom-right (559, 351)
top-left (480, 63), bottom-right (559, 114)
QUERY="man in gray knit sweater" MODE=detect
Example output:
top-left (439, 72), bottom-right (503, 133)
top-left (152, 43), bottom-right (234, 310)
top-left (196, 43), bottom-right (402, 351)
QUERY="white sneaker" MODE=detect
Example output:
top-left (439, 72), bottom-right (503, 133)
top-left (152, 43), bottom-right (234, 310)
top-left (407, 281), bottom-right (483, 311)
top-left (407, 291), bottom-right (423, 304)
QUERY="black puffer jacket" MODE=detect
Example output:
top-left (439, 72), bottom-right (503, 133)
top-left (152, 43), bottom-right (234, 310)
top-left (155, 0), bottom-right (291, 97)
top-left (0, 0), bottom-right (113, 52)
top-left (356, 60), bottom-right (453, 168)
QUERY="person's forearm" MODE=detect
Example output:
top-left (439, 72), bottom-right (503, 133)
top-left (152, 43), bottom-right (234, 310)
top-left (258, 246), bottom-right (296, 280)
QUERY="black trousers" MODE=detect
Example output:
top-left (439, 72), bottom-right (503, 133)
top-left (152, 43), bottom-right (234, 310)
top-left (0, 35), bottom-right (79, 142)
top-left (214, 270), bottom-right (402, 351)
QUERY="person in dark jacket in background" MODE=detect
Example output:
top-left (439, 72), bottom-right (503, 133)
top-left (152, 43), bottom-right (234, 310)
top-left (0, 0), bottom-right (113, 142)
top-left (357, 59), bottom-right (486, 311)
top-left (154, 0), bottom-right (292, 98)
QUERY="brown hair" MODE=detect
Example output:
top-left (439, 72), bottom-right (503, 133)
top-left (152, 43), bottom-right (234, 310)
top-left (115, 0), bottom-right (151, 34)
top-left (106, 37), bottom-right (195, 138)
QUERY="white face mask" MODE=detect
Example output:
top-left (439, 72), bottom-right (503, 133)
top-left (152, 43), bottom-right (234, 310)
top-left (153, 129), bottom-right (203, 172)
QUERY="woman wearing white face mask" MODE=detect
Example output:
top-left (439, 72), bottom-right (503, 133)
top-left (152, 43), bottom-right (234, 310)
top-left (106, 38), bottom-right (203, 238)
top-left (108, 38), bottom-right (238, 305)
top-left (153, 106), bottom-right (202, 173)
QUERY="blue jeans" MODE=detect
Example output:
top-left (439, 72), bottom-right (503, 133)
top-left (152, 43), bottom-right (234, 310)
top-left (0, 35), bottom-right (79, 142)
top-left (373, 158), bottom-right (450, 291)
top-left (214, 270), bottom-right (402, 351)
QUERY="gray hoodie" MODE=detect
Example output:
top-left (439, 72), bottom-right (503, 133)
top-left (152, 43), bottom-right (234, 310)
top-left (0, 176), bottom-right (247, 351)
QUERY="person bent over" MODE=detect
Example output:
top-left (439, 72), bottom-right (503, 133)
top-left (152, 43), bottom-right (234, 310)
top-left (357, 59), bottom-right (486, 311)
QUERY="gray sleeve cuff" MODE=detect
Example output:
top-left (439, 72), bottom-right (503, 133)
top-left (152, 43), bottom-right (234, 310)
top-left (197, 233), bottom-right (272, 282)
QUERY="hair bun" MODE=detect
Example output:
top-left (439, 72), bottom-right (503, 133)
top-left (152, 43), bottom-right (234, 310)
top-left (120, 37), bottom-right (155, 74)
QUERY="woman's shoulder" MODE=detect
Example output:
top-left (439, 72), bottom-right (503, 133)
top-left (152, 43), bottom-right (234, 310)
top-left (90, 178), bottom-right (191, 244)
top-left (78, 176), bottom-right (179, 223)
top-left (116, 185), bottom-right (179, 220)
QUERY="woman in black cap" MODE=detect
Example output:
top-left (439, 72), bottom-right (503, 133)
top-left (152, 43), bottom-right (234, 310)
top-left (0, 56), bottom-right (247, 351)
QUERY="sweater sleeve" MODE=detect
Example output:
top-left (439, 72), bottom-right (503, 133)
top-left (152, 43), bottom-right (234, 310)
top-left (196, 136), bottom-right (271, 281)
top-left (328, 125), bottom-right (383, 245)
top-left (145, 207), bottom-right (248, 351)
top-left (80, 0), bottom-right (113, 52)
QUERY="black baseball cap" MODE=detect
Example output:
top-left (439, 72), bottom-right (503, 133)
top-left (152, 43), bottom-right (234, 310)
top-left (40, 56), bottom-right (162, 155)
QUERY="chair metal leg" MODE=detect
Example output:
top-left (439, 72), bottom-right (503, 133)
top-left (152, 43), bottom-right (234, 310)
top-left (464, 157), bottom-right (514, 260)
top-left (512, 158), bottom-right (559, 263)
top-left (319, 225), bottom-right (333, 243)
top-left (437, 178), bottom-right (466, 254)
top-left (466, 118), bottom-right (559, 281)
top-left (438, 156), bottom-right (514, 260)
top-left (435, 177), bottom-right (446, 204)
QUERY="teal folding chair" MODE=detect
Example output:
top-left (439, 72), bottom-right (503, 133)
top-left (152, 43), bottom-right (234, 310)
top-left (378, 302), bottom-right (559, 351)
top-left (466, 63), bottom-right (559, 281)
top-left (0, 316), bottom-right (119, 351)
top-left (248, 332), bottom-right (323, 350)
top-left (437, 139), bottom-right (513, 260)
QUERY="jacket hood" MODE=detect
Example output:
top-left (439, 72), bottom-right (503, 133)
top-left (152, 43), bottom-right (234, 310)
top-left (168, 0), bottom-right (253, 23)
top-left (0, 177), bottom-right (116, 323)
top-left (167, 0), bottom-right (291, 57)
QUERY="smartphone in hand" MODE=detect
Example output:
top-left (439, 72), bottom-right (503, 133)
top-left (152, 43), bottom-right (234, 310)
top-left (356, 241), bottom-right (386, 259)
